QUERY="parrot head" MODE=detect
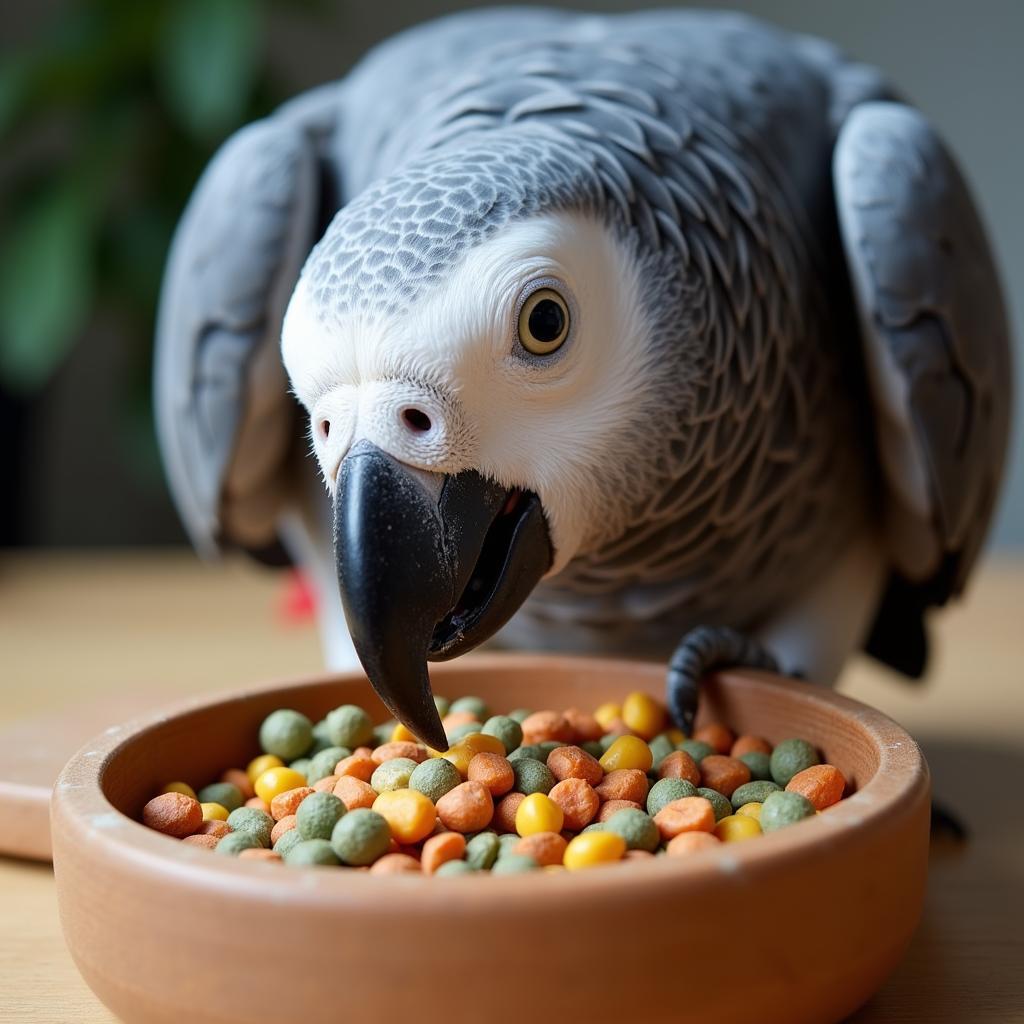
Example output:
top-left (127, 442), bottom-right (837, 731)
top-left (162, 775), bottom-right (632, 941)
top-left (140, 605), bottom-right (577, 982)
top-left (281, 137), bottom-right (688, 748)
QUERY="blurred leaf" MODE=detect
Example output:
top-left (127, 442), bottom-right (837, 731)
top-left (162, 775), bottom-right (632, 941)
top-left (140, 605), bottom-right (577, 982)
top-left (0, 55), bottom-right (34, 138)
top-left (0, 183), bottom-right (95, 393)
top-left (157, 0), bottom-right (262, 140)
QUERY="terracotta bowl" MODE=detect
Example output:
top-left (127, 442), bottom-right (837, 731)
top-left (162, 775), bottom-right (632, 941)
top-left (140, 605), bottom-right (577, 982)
top-left (52, 654), bottom-right (929, 1024)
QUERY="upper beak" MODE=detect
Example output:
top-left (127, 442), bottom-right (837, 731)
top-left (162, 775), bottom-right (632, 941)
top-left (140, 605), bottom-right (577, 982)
top-left (334, 439), bottom-right (552, 750)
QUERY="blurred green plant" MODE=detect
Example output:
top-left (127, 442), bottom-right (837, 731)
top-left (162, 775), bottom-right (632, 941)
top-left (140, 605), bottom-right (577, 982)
top-left (0, 0), bottom-right (321, 406)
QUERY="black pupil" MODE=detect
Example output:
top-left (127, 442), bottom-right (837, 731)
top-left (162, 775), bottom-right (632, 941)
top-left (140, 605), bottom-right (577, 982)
top-left (528, 298), bottom-right (565, 344)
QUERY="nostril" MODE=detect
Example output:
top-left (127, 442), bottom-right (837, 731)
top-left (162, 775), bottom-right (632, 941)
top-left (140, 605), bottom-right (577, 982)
top-left (318, 419), bottom-right (331, 440)
top-left (401, 407), bottom-right (432, 434)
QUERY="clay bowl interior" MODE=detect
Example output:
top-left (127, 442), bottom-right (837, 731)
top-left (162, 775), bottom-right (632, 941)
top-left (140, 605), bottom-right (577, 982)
top-left (52, 654), bottom-right (930, 1024)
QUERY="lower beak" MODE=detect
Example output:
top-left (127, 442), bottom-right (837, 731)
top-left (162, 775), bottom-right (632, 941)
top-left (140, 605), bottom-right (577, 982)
top-left (334, 440), bottom-right (552, 749)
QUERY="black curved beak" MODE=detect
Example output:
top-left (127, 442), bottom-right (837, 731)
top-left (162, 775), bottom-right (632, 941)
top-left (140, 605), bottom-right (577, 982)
top-left (334, 440), bottom-right (552, 750)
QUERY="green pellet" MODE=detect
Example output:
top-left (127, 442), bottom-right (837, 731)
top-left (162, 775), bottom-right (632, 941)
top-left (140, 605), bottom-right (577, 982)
top-left (259, 709), bottom-right (313, 761)
top-left (507, 744), bottom-right (543, 763)
top-left (433, 695), bottom-right (451, 718)
top-left (408, 758), bottom-right (461, 802)
top-left (739, 751), bottom-right (773, 781)
top-left (495, 833), bottom-right (524, 859)
top-left (465, 831), bottom-right (500, 870)
top-left (216, 831), bottom-right (261, 856)
top-left (448, 695), bottom-right (489, 720)
top-left (536, 740), bottom-right (564, 760)
top-left (284, 838), bottom-right (340, 867)
top-left (435, 859), bottom-right (474, 877)
top-left (446, 721), bottom-right (483, 744)
top-left (308, 719), bottom-right (334, 756)
top-left (507, 708), bottom-right (533, 724)
top-left (770, 739), bottom-right (821, 787)
top-left (647, 734), bottom-right (675, 771)
top-left (581, 741), bottom-right (605, 759)
top-left (760, 790), bottom-right (817, 832)
top-left (372, 720), bottom-right (397, 747)
top-left (647, 777), bottom-right (698, 817)
top-left (325, 704), bottom-right (374, 749)
top-left (730, 780), bottom-right (782, 810)
top-left (481, 715), bottom-right (523, 754)
top-left (295, 791), bottom-right (346, 841)
top-left (370, 757), bottom-right (418, 793)
top-left (681, 740), bottom-right (715, 763)
top-left (226, 807), bottom-right (273, 848)
top-left (598, 733), bottom-right (620, 752)
top-left (330, 808), bottom-right (391, 866)
top-left (604, 808), bottom-right (660, 852)
top-left (197, 782), bottom-right (243, 813)
top-left (306, 746), bottom-right (350, 785)
top-left (697, 787), bottom-right (733, 822)
top-left (288, 758), bottom-right (311, 780)
top-left (581, 822), bottom-right (606, 833)
top-left (512, 757), bottom-right (555, 796)
top-left (273, 830), bottom-right (303, 858)
top-left (491, 854), bottom-right (538, 875)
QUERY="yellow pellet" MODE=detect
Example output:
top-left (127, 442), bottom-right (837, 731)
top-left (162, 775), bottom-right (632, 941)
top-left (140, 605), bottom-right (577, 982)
top-left (599, 734), bottom-right (654, 773)
top-left (563, 831), bottom-right (627, 870)
top-left (736, 802), bottom-right (763, 821)
top-left (441, 733), bottom-right (506, 775)
top-left (162, 781), bottom-right (197, 800)
top-left (391, 722), bottom-right (418, 743)
top-left (621, 692), bottom-right (666, 740)
top-left (594, 702), bottom-right (622, 731)
top-left (246, 754), bottom-right (284, 785)
top-left (515, 793), bottom-right (565, 837)
top-left (372, 789), bottom-right (436, 844)
top-left (200, 802), bottom-right (228, 822)
top-left (715, 814), bottom-right (762, 842)
top-left (665, 727), bottom-right (687, 745)
top-left (253, 766), bottom-right (308, 803)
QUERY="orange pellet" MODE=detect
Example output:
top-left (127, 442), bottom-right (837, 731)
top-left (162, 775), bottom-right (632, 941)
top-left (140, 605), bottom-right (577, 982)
top-left (244, 797), bottom-right (271, 812)
top-left (333, 776), bottom-right (378, 810)
top-left (731, 734), bottom-right (772, 758)
top-left (270, 815), bottom-right (296, 845)
top-left (421, 831), bottom-right (467, 874)
top-left (546, 745), bottom-right (603, 786)
top-left (182, 833), bottom-right (220, 850)
top-left (513, 831), bottom-right (568, 866)
top-left (694, 723), bottom-right (734, 755)
top-left (270, 786), bottom-right (314, 821)
top-left (653, 797), bottom-right (716, 840)
top-left (594, 768), bottom-right (648, 804)
top-left (238, 848), bottom-right (281, 862)
top-left (699, 755), bottom-right (751, 797)
top-left (666, 831), bottom-right (721, 856)
top-left (435, 781), bottom-right (494, 833)
top-left (548, 778), bottom-right (600, 831)
top-left (467, 752), bottom-right (515, 796)
top-left (372, 741), bottom-right (427, 765)
top-left (657, 750), bottom-right (700, 786)
top-left (194, 819), bottom-right (231, 839)
top-left (597, 799), bottom-right (643, 822)
top-left (369, 853), bottom-right (422, 875)
top-left (521, 710), bottom-right (574, 745)
top-left (493, 792), bottom-right (526, 833)
top-left (312, 775), bottom-right (340, 793)
top-left (441, 710), bottom-right (478, 731)
top-left (142, 793), bottom-right (202, 838)
top-left (562, 707), bottom-right (603, 743)
top-left (220, 768), bottom-right (255, 801)
top-left (786, 763), bottom-right (846, 810)
top-left (335, 750), bottom-right (376, 782)
top-left (623, 849), bottom-right (655, 861)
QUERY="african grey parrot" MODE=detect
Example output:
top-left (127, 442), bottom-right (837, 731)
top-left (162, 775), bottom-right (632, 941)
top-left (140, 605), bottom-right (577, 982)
top-left (155, 8), bottom-right (1012, 750)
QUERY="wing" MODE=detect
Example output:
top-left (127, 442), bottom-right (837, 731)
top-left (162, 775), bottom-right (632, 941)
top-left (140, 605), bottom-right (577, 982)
top-left (833, 102), bottom-right (1012, 666)
top-left (154, 109), bottom-right (330, 557)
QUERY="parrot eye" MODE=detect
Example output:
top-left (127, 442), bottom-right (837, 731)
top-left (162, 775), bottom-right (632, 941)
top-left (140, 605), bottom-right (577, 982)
top-left (517, 288), bottom-right (570, 356)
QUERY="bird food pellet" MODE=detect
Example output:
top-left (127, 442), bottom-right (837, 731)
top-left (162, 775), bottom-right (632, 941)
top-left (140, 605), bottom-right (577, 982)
top-left (141, 695), bottom-right (851, 874)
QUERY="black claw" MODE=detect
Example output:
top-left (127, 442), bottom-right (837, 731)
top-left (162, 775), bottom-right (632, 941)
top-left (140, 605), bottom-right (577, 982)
top-left (930, 801), bottom-right (969, 842)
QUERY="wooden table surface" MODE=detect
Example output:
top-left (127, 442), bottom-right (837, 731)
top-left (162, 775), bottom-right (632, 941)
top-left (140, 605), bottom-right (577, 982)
top-left (1, 550), bottom-right (1022, 1022)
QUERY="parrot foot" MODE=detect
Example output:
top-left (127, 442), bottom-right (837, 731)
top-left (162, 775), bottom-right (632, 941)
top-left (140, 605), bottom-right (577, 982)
top-left (666, 626), bottom-right (781, 735)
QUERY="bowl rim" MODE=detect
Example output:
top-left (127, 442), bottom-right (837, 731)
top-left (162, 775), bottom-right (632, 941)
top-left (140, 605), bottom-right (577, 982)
top-left (52, 653), bottom-right (929, 910)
